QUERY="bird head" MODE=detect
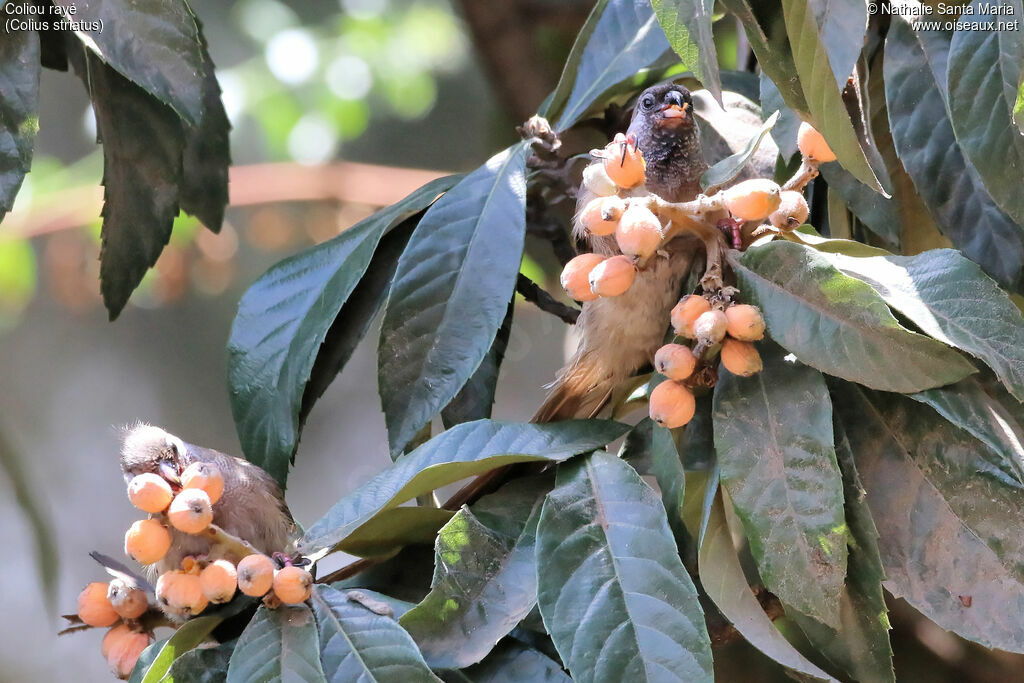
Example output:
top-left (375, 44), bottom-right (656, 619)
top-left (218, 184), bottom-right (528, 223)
top-left (119, 423), bottom-right (189, 485)
top-left (630, 84), bottom-right (695, 132)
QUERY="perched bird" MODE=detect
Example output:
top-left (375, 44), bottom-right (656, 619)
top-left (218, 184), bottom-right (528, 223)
top-left (535, 83), bottom-right (713, 421)
top-left (119, 424), bottom-right (299, 582)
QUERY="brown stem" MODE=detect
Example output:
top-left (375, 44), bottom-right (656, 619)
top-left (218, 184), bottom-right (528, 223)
top-left (517, 274), bottom-right (579, 324)
top-left (782, 159), bottom-right (821, 192)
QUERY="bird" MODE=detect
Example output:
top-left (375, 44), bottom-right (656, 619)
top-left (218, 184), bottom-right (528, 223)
top-left (119, 424), bottom-right (299, 583)
top-left (534, 83), bottom-right (715, 422)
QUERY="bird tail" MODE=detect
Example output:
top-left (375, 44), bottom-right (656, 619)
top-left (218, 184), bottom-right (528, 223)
top-left (532, 350), bottom-right (619, 423)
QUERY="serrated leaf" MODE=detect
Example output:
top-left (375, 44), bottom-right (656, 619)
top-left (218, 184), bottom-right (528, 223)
top-left (228, 176), bottom-right (457, 487)
top-left (69, 50), bottom-right (184, 320)
top-left (0, 19), bottom-right (40, 220)
top-left (733, 240), bottom-right (976, 392)
top-left (137, 614), bottom-right (225, 683)
top-left (401, 476), bottom-right (550, 669)
top-left (536, 452), bottom-right (713, 682)
top-left (911, 377), bottom-right (1024, 487)
top-left (335, 507), bottom-right (455, 559)
top-left (441, 300), bottom-right (513, 428)
top-left (226, 605), bottom-right (326, 683)
top-left (619, 418), bottom-right (687, 540)
top-left (700, 111), bottom-right (779, 191)
top-left (818, 249), bottom-right (1024, 402)
top-left (543, 0), bottom-right (671, 129)
top-left (788, 418), bottom-right (894, 683)
top-left (164, 639), bottom-right (235, 683)
top-left (835, 384), bottom-right (1024, 652)
top-left (298, 419), bottom-right (628, 556)
top-left (948, 0), bottom-right (1024, 226)
top-left (699, 493), bottom-right (834, 682)
top-left (179, 26), bottom-right (230, 232)
top-left (885, 17), bottom-right (1024, 291)
top-left (311, 584), bottom-right (440, 682)
top-left (651, 0), bottom-right (722, 104)
top-left (453, 639), bottom-right (571, 683)
top-left (66, 0), bottom-right (206, 126)
top-left (379, 146), bottom-right (527, 457)
top-left (712, 345), bottom-right (846, 627)
top-left (780, 0), bottom-right (884, 191)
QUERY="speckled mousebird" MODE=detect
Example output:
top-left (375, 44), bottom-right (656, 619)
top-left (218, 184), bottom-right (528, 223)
top-left (535, 83), bottom-right (718, 421)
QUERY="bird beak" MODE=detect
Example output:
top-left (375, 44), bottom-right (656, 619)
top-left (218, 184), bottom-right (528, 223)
top-left (660, 102), bottom-right (689, 119)
top-left (159, 462), bottom-right (181, 485)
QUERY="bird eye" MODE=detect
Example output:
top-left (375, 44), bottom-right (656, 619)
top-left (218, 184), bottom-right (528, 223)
top-left (641, 95), bottom-right (655, 109)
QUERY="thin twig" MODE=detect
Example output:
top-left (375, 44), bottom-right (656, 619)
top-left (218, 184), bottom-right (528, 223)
top-left (516, 274), bottom-right (579, 324)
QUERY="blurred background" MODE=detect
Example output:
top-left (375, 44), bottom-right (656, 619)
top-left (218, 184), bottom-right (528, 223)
top-left (0, 0), bottom-right (1019, 680)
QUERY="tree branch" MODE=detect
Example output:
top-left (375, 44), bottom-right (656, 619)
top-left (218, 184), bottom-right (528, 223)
top-left (516, 273), bottom-right (579, 324)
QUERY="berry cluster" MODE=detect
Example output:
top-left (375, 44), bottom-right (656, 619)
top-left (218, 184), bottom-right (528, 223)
top-left (71, 461), bottom-right (312, 679)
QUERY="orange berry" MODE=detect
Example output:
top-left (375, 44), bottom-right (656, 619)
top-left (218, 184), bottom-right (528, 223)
top-left (582, 162), bottom-right (617, 197)
top-left (560, 253), bottom-right (605, 302)
top-left (579, 196), bottom-right (625, 237)
top-left (273, 565), bottom-right (313, 604)
top-left (797, 122), bottom-right (836, 162)
top-left (723, 179), bottom-right (782, 221)
top-left (107, 578), bottom-right (148, 619)
top-left (693, 309), bottom-right (729, 344)
top-left (725, 304), bottom-right (766, 341)
top-left (106, 628), bottom-right (151, 679)
top-left (671, 295), bottom-right (712, 338)
top-left (200, 559), bottom-right (238, 604)
top-left (167, 488), bottom-right (214, 534)
top-left (720, 338), bottom-right (763, 376)
top-left (101, 623), bottom-right (133, 659)
top-left (237, 554), bottom-right (276, 597)
top-left (615, 205), bottom-right (663, 259)
top-left (156, 570), bottom-right (206, 616)
top-left (601, 136), bottom-right (646, 189)
top-left (648, 380), bottom-right (696, 429)
top-left (124, 519), bottom-right (172, 565)
top-left (589, 254), bottom-right (636, 297)
top-left (180, 462), bottom-right (224, 505)
top-left (768, 191), bottom-right (809, 231)
top-left (126, 473), bottom-right (173, 513)
top-left (78, 582), bottom-right (120, 627)
top-left (654, 344), bottom-right (697, 381)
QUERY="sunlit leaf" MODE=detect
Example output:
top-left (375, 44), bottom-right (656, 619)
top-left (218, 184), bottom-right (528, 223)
top-left (651, 0), bottom-right (722, 103)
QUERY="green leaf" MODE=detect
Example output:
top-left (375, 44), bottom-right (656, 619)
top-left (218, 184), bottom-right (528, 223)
top-left (885, 17), bottom-right (1024, 291)
top-left (712, 345), bottom-right (846, 627)
top-left (129, 639), bottom-right (168, 683)
top-left (788, 418), bottom-right (894, 683)
top-left (536, 452), bottom-right (713, 682)
top-left (310, 584), bottom-right (441, 682)
top-left (137, 614), bottom-right (224, 683)
top-left (700, 111), bottom-right (779, 192)
top-left (948, 0), bottom-right (1024, 226)
top-left (226, 605), bottom-right (326, 683)
top-left (733, 240), bottom-right (976, 392)
top-left (164, 640), bottom-right (235, 683)
top-left (379, 145), bottom-right (527, 457)
top-left (228, 176), bottom-right (457, 487)
top-left (818, 164), bottom-right (901, 247)
top-left (759, 73), bottom-right (800, 159)
top-left (66, 0), bottom-right (206, 126)
top-left (808, 0), bottom-right (867, 90)
top-left (619, 418), bottom-right (687, 540)
top-left (699, 493), bottom-right (834, 682)
top-left (401, 476), bottom-right (550, 669)
top-left (911, 377), bottom-right (1024, 488)
top-left (818, 249), bottom-right (1024, 402)
top-left (779, 0), bottom-right (884, 191)
top-left (179, 27), bottom-right (230, 232)
top-left (543, 0), bottom-right (671, 129)
top-left (69, 50), bottom-right (184, 320)
top-left (0, 425), bottom-right (57, 614)
top-left (335, 507), bottom-right (455, 558)
top-left (788, 226), bottom-right (891, 257)
top-left (298, 419), bottom-right (628, 556)
top-left (651, 0), bottom-right (721, 103)
top-left (1015, 76), bottom-right (1024, 134)
top-left (0, 18), bottom-right (40, 220)
top-left (453, 640), bottom-right (571, 683)
top-left (835, 384), bottom-right (1024, 652)
top-left (441, 301), bottom-right (513, 428)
